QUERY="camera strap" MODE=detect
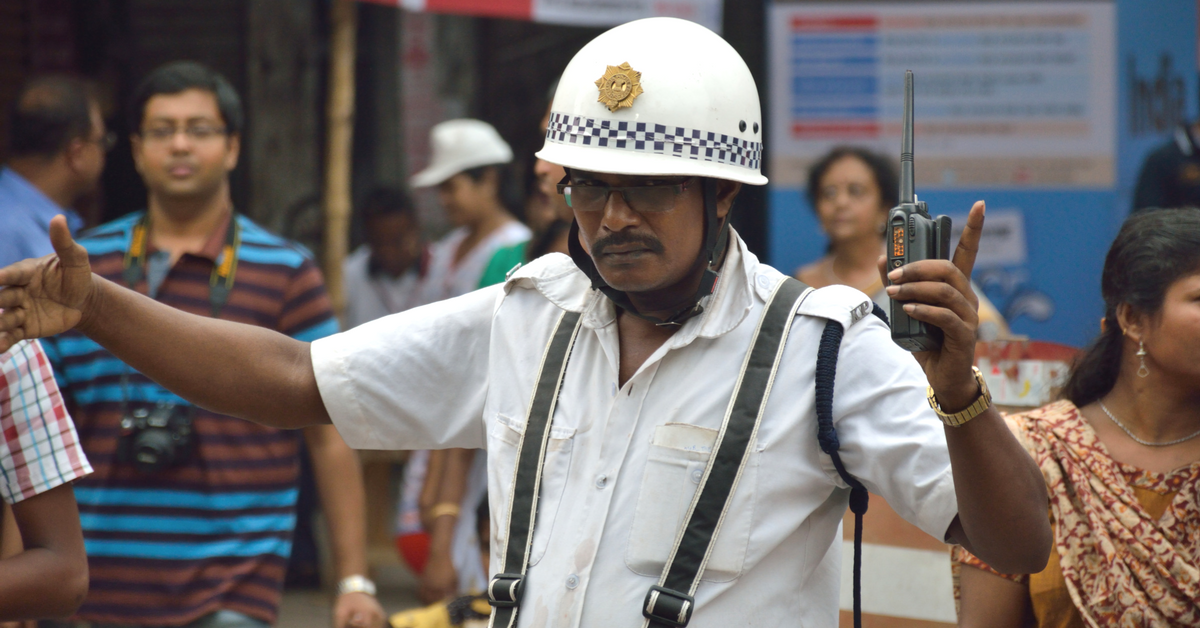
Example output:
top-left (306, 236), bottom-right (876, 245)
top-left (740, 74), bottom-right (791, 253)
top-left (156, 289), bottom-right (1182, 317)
top-left (118, 211), bottom-right (241, 419)
top-left (122, 210), bottom-right (241, 318)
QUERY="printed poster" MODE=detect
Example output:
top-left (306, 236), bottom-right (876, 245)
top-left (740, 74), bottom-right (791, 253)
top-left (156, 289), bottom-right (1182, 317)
top-left (768, 2), bottom-right (1117, 189)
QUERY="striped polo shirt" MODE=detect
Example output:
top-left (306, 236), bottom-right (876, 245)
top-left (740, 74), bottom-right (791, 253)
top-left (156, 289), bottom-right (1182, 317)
top-left (42, 211), bottom-right (338, 626)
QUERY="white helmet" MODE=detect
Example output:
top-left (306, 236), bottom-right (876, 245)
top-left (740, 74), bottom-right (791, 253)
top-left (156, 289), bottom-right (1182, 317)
top-left (536, 17), bottom-right (766, 186)
top-left (411, 119), bottom-right (513, 188)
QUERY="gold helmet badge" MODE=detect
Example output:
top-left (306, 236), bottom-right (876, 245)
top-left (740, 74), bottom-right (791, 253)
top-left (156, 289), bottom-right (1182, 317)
top-left (595, 62), bottom-right (644, 112)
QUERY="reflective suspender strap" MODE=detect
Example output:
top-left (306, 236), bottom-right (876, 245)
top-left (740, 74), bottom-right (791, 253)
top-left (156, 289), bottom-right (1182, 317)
top-left (489, 310), bottom-right (584, 628)
top-left (642, 278), bottom-right (813, 628)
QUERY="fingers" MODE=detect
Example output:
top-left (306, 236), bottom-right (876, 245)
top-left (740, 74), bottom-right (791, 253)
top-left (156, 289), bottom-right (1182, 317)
top-left (888, 258), bottom-right (978, 310)
top-left (887, 278), bottom-right (978, 329)
top-left (0, 258), bottom-right (40, 288)
top-left (0, 286), bottom-right (26, 309)
top-left (0, 307), bottom-right (25, 331)
top-left (895, 302), bottom-right (977, 350)
top-left (951, 201), bottom-right (986, 280)
top-left (49, 214), bottom-right (89, 270)
top-left (0, 330), bottom-right (27, 353)
top-left (887, 257), bottom-right (979, 347)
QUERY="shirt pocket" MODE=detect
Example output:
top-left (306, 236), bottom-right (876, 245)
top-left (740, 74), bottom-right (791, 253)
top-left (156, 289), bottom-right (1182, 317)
top-left (625, 422), bottom-right (755, 582)
top-left (490, 412), bottom-right (576, 567)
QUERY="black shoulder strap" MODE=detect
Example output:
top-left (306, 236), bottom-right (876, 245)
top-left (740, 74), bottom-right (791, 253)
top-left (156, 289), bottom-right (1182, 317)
top-left (488, 310), bottom-right (584, 628)
top-left (642, 277), bottom-right (812, 628)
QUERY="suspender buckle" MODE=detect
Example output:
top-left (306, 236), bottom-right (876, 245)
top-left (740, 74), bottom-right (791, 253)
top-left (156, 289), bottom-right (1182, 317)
top-left (487, 573), bottom-right (525, 608)
top-left (642, 585), bottom-right (694, 627)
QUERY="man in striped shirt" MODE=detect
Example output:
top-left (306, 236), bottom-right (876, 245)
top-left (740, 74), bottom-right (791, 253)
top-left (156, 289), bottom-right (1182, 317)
top-left (1, 339), bottom-right (92, 622)
top-left (37, 62), bottom-right (384, 628)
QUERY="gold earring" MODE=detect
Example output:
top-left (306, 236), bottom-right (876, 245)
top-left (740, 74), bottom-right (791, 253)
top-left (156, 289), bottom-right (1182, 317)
top-left (1137, 341), bottom-right (1149, 378)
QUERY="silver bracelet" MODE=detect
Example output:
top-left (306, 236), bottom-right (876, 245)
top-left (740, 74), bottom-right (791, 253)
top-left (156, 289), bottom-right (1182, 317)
top-left (337, 574), bottom-right (377, 597)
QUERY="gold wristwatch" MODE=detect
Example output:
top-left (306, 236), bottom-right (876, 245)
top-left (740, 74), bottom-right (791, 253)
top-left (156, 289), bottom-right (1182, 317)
top-left (927, 367), bottom-right (992, 427)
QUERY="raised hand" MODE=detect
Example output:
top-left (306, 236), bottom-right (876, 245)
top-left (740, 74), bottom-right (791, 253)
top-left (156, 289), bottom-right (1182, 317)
top-left (882, 200), bottom-right (985, 411)
top-left (0, 215), bottom-right (96, 352)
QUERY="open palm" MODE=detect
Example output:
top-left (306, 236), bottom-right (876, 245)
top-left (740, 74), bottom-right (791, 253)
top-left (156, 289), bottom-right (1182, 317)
top-left (0, 215), bottom-right (95, 352)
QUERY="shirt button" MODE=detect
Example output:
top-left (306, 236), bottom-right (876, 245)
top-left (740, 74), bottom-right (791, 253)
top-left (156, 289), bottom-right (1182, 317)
top-left (595, 474), bottom-right (608, 488)
top-left (566, 574), bottom-right (579, 589)
top-left (611, 382), bottom-right (618, 397)
top-left (691, 469), bottom-right (703, 484)
top-left (757, 275), bottom-right (772, 289)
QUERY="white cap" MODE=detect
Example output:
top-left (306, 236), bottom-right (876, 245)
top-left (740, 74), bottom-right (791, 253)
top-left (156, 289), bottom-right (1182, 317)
top-left (410, 119), bottom-right (514, 188)
top-left (536, 18), bottom-right (766, 186)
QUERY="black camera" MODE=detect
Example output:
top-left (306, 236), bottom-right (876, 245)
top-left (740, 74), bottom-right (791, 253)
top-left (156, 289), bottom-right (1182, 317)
top-left (888, 70), bottom-right (952, 353)
top-left (117, 402), bottom-right (195, 474)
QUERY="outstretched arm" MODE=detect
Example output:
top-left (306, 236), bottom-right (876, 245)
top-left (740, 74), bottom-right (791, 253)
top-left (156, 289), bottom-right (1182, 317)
top-left (0, 216), bottom-right (329, 429)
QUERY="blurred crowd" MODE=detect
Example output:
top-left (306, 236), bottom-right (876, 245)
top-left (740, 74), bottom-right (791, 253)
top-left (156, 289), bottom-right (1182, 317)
top-left (1, 21), bottom-right (1198, 628)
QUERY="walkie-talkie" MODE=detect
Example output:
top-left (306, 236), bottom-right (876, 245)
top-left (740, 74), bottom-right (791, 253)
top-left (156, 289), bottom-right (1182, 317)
top-left (888, 70), bottom-right (952, 352)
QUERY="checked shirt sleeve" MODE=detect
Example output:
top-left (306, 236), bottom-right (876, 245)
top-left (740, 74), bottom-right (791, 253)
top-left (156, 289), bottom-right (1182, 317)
top-left (0, 339), bottom-right (92, 504)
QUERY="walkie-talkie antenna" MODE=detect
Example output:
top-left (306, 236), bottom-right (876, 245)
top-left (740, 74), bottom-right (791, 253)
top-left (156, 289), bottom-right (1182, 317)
top-left (899, 70), bottom-right (914, 204)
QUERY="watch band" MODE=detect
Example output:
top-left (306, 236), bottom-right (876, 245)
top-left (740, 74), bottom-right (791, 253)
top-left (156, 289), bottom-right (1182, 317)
top-left (337, 574), bottom-right (377, 597)
top-left (927, 366), bottom-right (992, 427)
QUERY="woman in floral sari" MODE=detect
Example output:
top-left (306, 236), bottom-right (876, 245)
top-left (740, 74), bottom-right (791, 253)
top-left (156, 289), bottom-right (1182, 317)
top-left (955, 208), bottom-right (1200, 627)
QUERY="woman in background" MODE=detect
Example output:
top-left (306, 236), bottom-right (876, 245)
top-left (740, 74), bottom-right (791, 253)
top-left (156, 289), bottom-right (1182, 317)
top-left (955, 208), bottom-right (1200, 627)
top-left (796, 146), bottom-right (1008, 338)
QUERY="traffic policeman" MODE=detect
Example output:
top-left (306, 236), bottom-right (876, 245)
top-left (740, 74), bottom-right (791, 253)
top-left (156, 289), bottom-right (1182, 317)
top-left (0, 17), bottom-right (1050, 628)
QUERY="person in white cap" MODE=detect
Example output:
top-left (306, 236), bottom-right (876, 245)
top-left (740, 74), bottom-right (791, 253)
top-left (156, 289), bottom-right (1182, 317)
top-left (412, 119), bottom-right (531, 304)
top-left (409, 119), bottom-right (531, 602)
top-left (0, 17), bottom-right (1050, 628)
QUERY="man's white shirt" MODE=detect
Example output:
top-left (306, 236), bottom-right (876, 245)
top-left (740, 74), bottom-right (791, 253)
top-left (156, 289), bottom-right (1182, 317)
top-left (313, 233), bottom-right (957, 627)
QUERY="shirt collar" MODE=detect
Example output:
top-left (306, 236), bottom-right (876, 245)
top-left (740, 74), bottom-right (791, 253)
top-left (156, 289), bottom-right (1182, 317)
top-left (664, 230), bottom-right (759, 347)
top-left (0, 167), bottom-right (83, 232)
top-left (144, 209), bottom-right (234, 262)
top-left (580, 229), bottom-right (761, 343)
top-left (507, 228), bottom-right (772, 344)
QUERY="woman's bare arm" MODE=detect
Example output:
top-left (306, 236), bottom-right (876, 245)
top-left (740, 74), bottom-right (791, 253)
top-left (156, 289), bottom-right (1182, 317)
top-left (0, 485), bottom-right (89, 621)
top-left (957, 565), bottom-right (1034, 628)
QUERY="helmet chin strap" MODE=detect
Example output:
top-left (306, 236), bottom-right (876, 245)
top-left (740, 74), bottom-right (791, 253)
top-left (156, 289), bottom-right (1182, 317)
top-left (567, 178), bottom-right (730, 327)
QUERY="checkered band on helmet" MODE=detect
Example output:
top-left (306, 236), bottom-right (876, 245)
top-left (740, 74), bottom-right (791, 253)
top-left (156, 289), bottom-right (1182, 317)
top-left (545, 113), bottom-right (762, 173)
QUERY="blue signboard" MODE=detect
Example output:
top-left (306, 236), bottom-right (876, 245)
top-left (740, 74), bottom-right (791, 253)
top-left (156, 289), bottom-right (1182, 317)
top-left (767, 0), bottom-right (1196, 348)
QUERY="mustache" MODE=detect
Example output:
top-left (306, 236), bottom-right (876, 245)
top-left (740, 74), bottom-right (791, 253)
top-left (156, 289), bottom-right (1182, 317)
top-left (592, 231), bottom-right (665, 256)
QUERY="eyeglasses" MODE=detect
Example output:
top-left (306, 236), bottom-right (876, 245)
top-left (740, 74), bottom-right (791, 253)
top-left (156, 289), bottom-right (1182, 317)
top-left (556, 176), bottom-right (692, 213)
top-left (140, 125), bottom-right (227, 143)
